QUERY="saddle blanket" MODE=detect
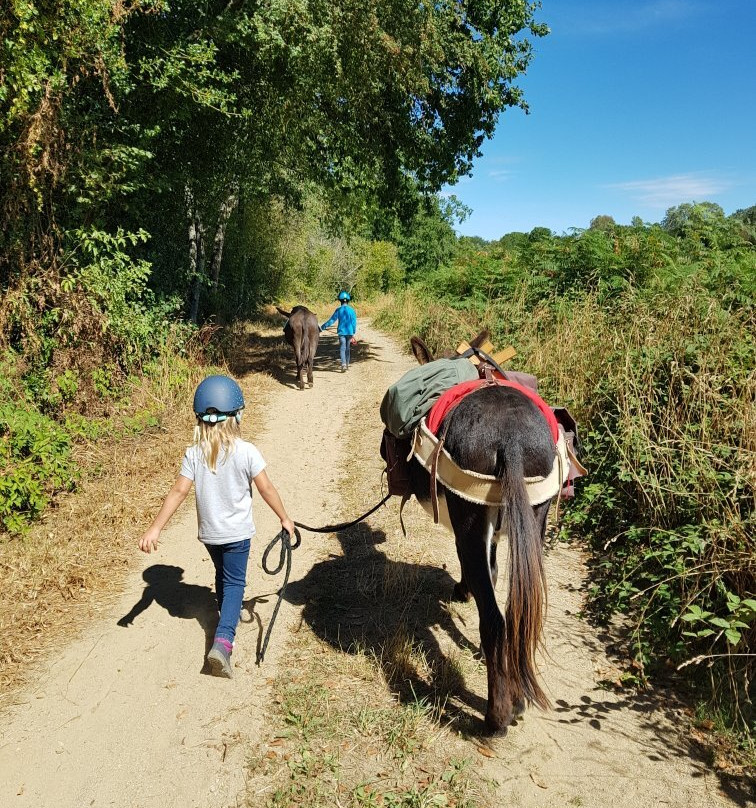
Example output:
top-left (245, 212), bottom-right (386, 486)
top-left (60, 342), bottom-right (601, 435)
top-left (412, 417), bottom-right (570, 507)
top-left (426, 377), bottom-right (560, 441)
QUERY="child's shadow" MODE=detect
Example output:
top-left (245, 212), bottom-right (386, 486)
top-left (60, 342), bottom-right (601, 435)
top-left (118, 565), bottom-right (219, 670)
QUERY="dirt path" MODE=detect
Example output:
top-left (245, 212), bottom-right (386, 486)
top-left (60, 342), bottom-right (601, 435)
top-left (0, 321), bottom-right (745, 808)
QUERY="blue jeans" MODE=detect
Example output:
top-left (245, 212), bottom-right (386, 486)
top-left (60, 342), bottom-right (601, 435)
top-left (205, 539), bottom-right (250, 644)
top-left (339, 335), bottom-right (352, 367)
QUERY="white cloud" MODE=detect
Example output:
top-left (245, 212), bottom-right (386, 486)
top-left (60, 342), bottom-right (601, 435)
top-left (563, 1), bottom-right (706, 35)
top-left (488, 169), bottom-right (513, 182)
top-left (607, 173), bottom-right (734, 208)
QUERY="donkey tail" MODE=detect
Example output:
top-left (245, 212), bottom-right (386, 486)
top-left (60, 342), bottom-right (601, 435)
top-left (300, 326), bottom-right (311, 367)
top-left (500, 451), bottom-right (549, 710)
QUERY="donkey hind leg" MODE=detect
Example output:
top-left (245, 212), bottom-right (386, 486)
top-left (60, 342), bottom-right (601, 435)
top-left (449, 496), bottom-right (513, 734)
top-left (452, 516), bottom-right (499, 601)
top-left (308, 333), bottom-right (319, 387)
top-left (533, 498), bottom-right (551, 546)
top-left (490, 523), bottom-right (500, 590)
top-left (302, 332), bottom-right (314, 387)
top-left (292, 341), bottom-right (305, 390)
top-left (451, 536), bottom-right (472, 603)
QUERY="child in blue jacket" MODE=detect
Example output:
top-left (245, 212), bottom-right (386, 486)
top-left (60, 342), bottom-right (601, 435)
top-left (321, 292), bottom-right (357, 371)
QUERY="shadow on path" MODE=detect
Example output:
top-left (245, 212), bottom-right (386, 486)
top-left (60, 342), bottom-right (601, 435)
top-left (550, 690), bottom-right (754, 805)
top-left (117, 565), bottom-right (220, 673)
top-left (282, 522), bottom-right (491, 734)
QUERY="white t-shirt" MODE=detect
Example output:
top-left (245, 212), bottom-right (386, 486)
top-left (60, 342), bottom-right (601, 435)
top-left (180, 439), bottom-right (266, 545)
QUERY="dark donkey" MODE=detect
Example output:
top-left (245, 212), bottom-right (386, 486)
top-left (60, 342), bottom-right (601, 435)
top-left (407, 335), bottom-right (558, 734)
top-left (276, 305), bottom-right (320, 389)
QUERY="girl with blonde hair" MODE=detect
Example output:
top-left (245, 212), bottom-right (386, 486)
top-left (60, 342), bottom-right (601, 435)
top-left (138, 375), bottom-right (295, 677)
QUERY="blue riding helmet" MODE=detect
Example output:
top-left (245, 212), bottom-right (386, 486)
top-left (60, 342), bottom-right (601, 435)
top-left (337, 291), bottom-right (351, 302)
top-left (193, 375), bottom-right (245, 422)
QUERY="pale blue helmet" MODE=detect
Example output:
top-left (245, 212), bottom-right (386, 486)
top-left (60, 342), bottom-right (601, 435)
top-left (193, 375), bottom-right (245, 423)
top-left (338, 291), bottom-right (351, 302)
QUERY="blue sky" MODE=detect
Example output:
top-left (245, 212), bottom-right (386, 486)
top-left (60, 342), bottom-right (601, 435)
top-left (447, 0), bottom-right (756, 240)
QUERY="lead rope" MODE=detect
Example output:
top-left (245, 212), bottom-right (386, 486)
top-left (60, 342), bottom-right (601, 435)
top-left (292, 493), bottom-right (392, 533)
top-left (256, 527), bottom-right (301, 665)
top-left (256, 493), bottom-right (392, 664)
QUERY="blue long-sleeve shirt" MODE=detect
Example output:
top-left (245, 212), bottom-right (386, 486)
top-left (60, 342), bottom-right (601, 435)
top-left (321, 303), bottom-right (357, 336)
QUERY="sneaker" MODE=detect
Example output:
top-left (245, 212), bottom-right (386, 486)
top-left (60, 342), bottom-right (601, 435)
top-left (207, 640), bottom-right (233, 678)
top-left (340, 365), bottom-right (347, 372)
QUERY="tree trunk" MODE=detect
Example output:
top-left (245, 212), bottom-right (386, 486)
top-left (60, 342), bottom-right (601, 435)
top-left (209, 182), bottom-right (239, 290)
top-left (186, 185), bottom-right (206, 324)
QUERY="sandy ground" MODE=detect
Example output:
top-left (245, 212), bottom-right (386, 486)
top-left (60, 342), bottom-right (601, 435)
top-left (0, 320), bottom-right (749, 808)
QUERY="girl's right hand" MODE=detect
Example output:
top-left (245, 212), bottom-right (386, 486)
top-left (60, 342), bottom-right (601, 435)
top-left (139, 528), bottom-right (160, 554)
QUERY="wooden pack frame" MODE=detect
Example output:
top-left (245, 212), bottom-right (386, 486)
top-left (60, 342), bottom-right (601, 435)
top-left (455, 339), bottom-right (517, 367)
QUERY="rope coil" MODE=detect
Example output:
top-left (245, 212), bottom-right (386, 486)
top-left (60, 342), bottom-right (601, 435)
top-left (256, 527), bottom-right (301, 665)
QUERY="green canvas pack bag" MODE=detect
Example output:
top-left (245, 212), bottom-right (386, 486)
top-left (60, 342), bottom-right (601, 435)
top-left (380, 357), bottom-right (480, 439)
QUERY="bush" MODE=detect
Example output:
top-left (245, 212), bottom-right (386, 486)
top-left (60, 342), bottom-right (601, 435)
top-left (0, 362), bottom-right (78, 535)
top-left (371, 245), bottom-right (755, 739)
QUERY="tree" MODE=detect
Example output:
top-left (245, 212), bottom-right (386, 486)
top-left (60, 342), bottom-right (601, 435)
top-left (119, 0), bottom-right (548, 315)
top-left (729, 205), bottom-right (756, 245)
top-left (730, 204), bottom-right (756, 227)
top-left (661, 201), bottom-right (752, 252)
top-left (528, 226), bottom-right (553, 243)
top-left (589, 215), bottom-right (616, 232)
top-left (398, 196), bottom-right (466, 279)
top-left (2, 0), bottom-right (550, 329)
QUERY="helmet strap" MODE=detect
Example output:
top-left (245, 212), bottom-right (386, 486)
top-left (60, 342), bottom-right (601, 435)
top-left (198, 411), bottom-right (242, 424)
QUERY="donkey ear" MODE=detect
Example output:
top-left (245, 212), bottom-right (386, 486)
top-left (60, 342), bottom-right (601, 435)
top-left (410, 336), bottom-right (434, 365)
top-left (275, 305), bottom-right (291, 318)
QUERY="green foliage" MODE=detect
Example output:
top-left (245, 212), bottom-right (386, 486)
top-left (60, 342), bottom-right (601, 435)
top-left (589, 214), bottom-right (616, 232)
top-left (0, 362), bottom-right (77, 534)
top-left (682, 595), bottom-right (756, 649)
top-left (372, 205), bottom-right (755, 738)
top-left (398, 196), bottom-right (467, 281)
top-left (3, 0), bottom-right (549, 338)
top-left (357, 241), bottom-right (404, 298)
top-left (64, 226), bottom-right (183, 365)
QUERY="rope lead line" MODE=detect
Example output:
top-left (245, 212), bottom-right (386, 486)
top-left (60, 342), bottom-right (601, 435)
top-left (256, 527), bottom-right (301, 665)
top-left (256, 493), bottom-right (392, 665)
top-left (293, 493), bottom-right (392, 533)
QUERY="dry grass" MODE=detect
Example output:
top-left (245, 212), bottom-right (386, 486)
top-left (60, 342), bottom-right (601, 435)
top-left (0, 320), bottom-right (279, 705)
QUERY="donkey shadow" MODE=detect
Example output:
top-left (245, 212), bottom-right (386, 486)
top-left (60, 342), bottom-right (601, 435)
top-left (117, 565), bottom-right (220, 670)
top-left (283, 523), bottom-right (491, 733)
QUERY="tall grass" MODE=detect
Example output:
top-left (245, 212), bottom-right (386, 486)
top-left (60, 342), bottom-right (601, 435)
top-left (373, 280), bottom-right (754, 741)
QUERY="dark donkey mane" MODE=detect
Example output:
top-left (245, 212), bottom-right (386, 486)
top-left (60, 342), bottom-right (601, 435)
top-left (406, 338), bottom-right (556, 732)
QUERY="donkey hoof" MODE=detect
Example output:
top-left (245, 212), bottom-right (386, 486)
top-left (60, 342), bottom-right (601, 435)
top-left (451, 582), bottom-right (471, 602)
top-left (483, 715), bottom-right (510, 737)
